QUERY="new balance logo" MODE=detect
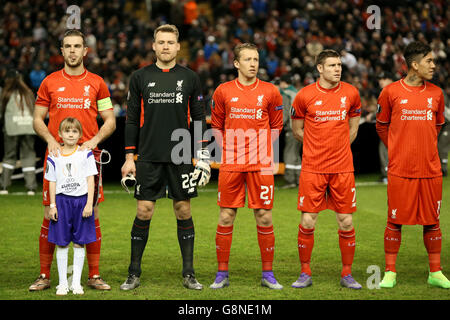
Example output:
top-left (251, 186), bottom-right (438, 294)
top-left (400, 99), bottom-right (408, 104)
top-left (264, 200), bottom-right (271, 205)
top-left (57, 87), bottom-right (65, 92)
top-left (148, 82), bottom-right (155, 87)
top-left (231, 97), bottom-right (239, 102)
top-left (314, 100), bottom-right (322, 106)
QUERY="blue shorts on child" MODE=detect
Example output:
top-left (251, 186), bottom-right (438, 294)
top-left (48, 194), bottom-right (96, 246)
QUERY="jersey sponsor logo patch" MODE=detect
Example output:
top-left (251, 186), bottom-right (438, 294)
top-left (256, 108), bottom-right (263, 119)
top-left (275, 105), bottom-right (283, 111)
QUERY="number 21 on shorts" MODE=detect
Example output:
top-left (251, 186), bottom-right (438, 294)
top-left (260, 185), bottom-right (273, 205)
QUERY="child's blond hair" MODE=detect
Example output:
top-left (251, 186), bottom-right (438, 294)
top-left (58, 117), bottom-right (83, 136)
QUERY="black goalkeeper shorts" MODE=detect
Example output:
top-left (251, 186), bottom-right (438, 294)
top-left (135, 162), bottom-right (198, 201)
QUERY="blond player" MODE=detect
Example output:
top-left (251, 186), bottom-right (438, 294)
top-left (210, 43), bottom-right (284, 289)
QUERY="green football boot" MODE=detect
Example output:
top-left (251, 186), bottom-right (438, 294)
top-left (427, 271), bottom-right (450, 289)
top-left (379, 271), bottom-right (397, 288)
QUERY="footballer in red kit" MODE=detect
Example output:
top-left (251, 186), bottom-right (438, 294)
top-left (210, 43), bottom-right (284, 290)
top-left (30, 30), bottom-right (116, 292)
top-left (376, 41), bottom-right (449, 289)
top-left (290, 49), bottom-right (362, 289)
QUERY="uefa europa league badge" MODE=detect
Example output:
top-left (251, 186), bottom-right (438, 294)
top-left (66, 163), bottom-right (72, 177)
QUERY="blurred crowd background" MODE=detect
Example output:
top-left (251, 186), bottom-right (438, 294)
top-left (1, 0), bottom-right (448, 119)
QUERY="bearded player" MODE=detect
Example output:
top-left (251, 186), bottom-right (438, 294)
top-left (210, 43), bottom-right (284, 289)
top-left (290, 49), bottom-right (362, 289)
top-left (30, 29), bottom-right (116, 291)
top-left (376, 41), bottom-right (449, 289)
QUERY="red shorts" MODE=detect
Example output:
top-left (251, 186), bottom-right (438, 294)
top-left (42, 149), bottom-right (104, 206)
top-left (387, 175), bottom-right (442, 225)
top-left (217, 170), bottom-right (274, 209)
top-left (297, 171), bottom-right (356, 213)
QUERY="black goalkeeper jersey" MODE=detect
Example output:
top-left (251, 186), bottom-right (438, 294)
top-left (125, 63), bottom-right (206, 162)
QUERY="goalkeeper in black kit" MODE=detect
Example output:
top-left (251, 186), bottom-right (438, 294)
top-left (120, 24), bottom-right (210, 290)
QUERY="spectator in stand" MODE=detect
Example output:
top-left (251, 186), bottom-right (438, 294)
top-left (0, 69), bottom-right (37, 195)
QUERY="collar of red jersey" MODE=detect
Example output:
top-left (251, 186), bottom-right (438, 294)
top-left (234, 78), bottom-right (260, 91)
top-left (399, 78), bottom-right (427, 93)
top-left (315, 81), bottom-right (342, 94)
top-left (62, 68), bottom-right (88, 81)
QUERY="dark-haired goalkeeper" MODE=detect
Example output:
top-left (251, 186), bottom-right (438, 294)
top-left (120, 24), bottom-right (210, 290)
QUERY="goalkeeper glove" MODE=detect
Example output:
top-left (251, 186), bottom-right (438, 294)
top-left (192, 148), bottom-right (211, 187)
top-left (121, 173), bottom-right (136, 193)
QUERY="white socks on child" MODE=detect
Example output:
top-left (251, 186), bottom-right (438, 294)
top-left (56, 246), bottom-right (85, 292)
top-left (56, 247), bottom-right (69, 286)
top-left (72, 247), bottom-right (85, 289)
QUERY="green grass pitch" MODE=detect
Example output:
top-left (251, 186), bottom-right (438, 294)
top-left (1, 174), bottom-right (449, 300)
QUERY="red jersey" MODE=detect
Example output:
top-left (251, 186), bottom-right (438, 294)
top-left (211, 78), bottom-right (283, 172)
top-left (36, 69), bottom-right (112, 144)
top-left (376, 79), bottom-right (445, 178)
top-left (291, 81), bottom-right (361, 173)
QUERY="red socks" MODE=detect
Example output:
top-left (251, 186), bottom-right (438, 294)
top-left (39, 218), bottom-right (55, 278)
top-left (298, 225), bottom-right (356, 277)
top-left (86, 219), bottom-right (102, 278)
top-left (257, 225), bottom-right (275, 271)
top-left (338, 228), bottom-right (356, 277)
top-left (423, 224), bottom-right (442, 272)
top-left (384, 222), bottom-right (402, 272)
top-left (215, 224), bottom-right (276, 272)
top-left (215, 225), bottom-right (233, 271)
top-left (298, 225), bottom-right (314, 276)
top-left (384, 222), bottom-right (442, 273)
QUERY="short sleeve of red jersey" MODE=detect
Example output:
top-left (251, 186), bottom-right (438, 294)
top-left (349, 87), bottom-right (362, 118)
top-left (376, 86), bottom-right (392, 124)
top-left (35, 77), bottom-right (50, 107)
top-left (268, 86), bottom-right (283, 130)
top-left (437, 89), bottom-right (445, 126)
top-left (211, 86), bottom-right (226, 132)
top-left (291, 90), bottom-right (306, 120)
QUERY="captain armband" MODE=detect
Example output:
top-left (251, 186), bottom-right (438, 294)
top-left (97, 97), bottom-right (113, 111)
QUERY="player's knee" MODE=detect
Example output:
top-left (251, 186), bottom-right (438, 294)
top-left (173, 201), bottom-right (191, 220)
top-left (301, 212), bottom-right (317, 229)
top-left (219, 208), bottom-right (236, 226)
top-left (254, 209), bottom-right (272, 227)
top-left (337, 214), bottom-right (353, 231)
top-left (137, 202), bottom-right (154, 220)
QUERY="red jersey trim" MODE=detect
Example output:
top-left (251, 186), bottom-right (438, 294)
top-left (61, 69), bottom-right (88, 81)
top-left (315, 81), bottom-right (342, 94)
top-left (234, 78), bottom-right (260, 91)
top-left (399, 79), bottom-right (427, 93)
